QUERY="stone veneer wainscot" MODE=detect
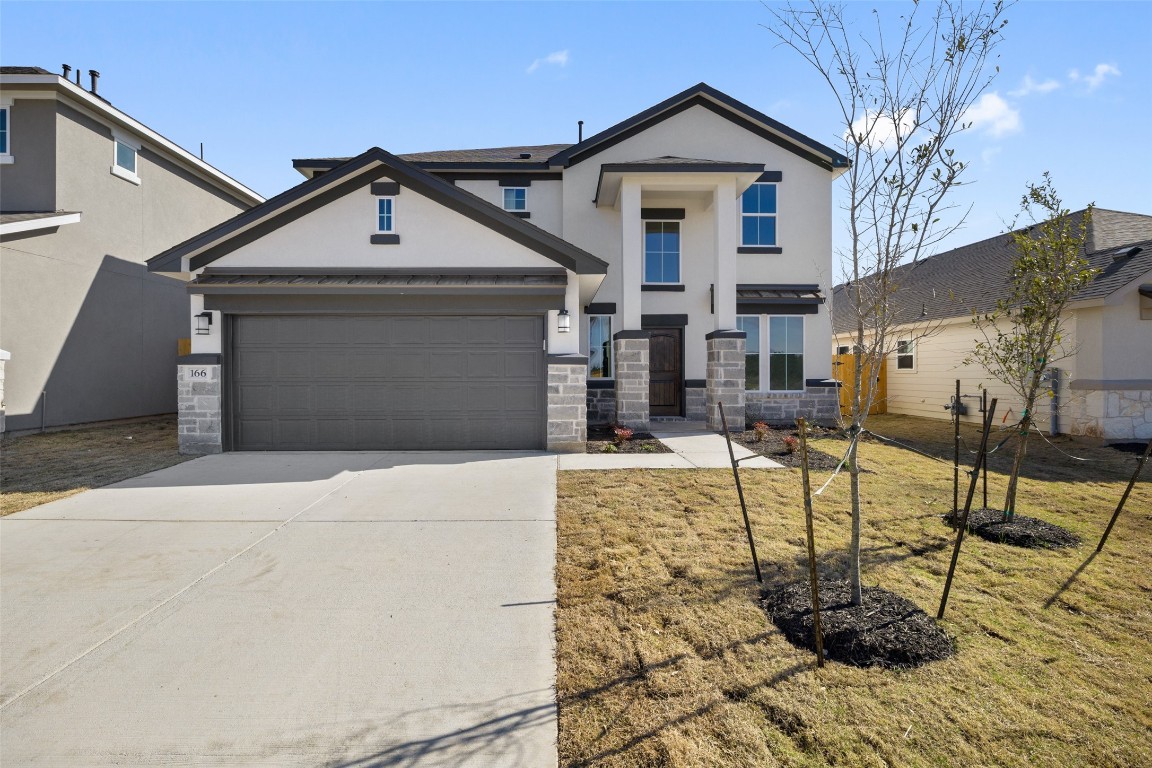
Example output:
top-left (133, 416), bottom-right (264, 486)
top-left (177, 355), bottom-right (223, 455)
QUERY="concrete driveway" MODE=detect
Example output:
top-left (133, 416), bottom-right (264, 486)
top-left (1, 452), bottom-right (558, 767)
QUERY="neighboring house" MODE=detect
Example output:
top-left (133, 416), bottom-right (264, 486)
top-left (148, 83), bottom-right (849, 454)
top-left (0, 66), bottom-right (262, 432)
top-left (831, 209), bottom-right (1152, 441)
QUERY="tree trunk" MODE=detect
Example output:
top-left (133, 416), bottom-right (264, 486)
top-left (848, 427), bottom-right (863, 605)
top-left (1003, 409), bottom-right (1033, 521)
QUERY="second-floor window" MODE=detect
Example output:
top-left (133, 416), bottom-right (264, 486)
top-left (377, 197), bottom-right (395, 233)
top-left (503, 187), bottom-right (527, 212)
top-left (741, 182), bottom-right (777, 246)
top-left (644, 221), bottom-right (680, 284)
top-left (115, 139), bottom-right (136, 174)
top-left (0, 105), bottom-right (10, 157)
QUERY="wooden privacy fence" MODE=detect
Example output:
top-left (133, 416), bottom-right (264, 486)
top-left (833, 353), bottom-right (887, 415)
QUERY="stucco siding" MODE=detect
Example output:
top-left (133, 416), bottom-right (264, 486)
top-left (0, 94), bottom-right (250, 430)
top-left (0, 97), bottom-right (56, 211)
top-left (455, 179), bottom-right (563, 237)
top-left (1098, 272), bottom-right (1152, 380)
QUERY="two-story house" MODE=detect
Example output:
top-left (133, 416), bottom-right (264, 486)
top-left (147, 83), bottom-right (848, 454)
top-left (0, 66), bottom-right (262, 432)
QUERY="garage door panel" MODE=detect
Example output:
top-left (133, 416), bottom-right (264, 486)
top-left (232, 315), bottom-right (544, 450)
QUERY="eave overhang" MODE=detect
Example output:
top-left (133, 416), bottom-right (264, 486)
top-left (0, 211), bottom-right (82, 237)
top-left (595, 160), bottom-right (766, 207)
top-left (189, 268), bottom-right (567, 297)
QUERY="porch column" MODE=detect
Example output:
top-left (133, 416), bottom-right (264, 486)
top-left (706, 330), bottom-right (745, 431)
top-left (547, 354), bottom-right (588, 453)
top-left (178, 354), bottom-right (223, 455)
top-left (619, 178), bottom-right (643, 331)
top-left (712, 178), bottom-right (738, 330)
top-left (613, 330), bottom-right (650, 431)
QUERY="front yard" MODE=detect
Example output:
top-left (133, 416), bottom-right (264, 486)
top-left (1, 417), bottom-right (190, 515)
top-left (556, 415), bottom-right (1152, 767)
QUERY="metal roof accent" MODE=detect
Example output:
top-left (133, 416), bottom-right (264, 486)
top-left (189, 269), bottom-right (567, 295)
top-left (736, 284), bottom-right (825, 303)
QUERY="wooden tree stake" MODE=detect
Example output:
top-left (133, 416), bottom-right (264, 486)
top-left (1096, 438), bottom-right (1152, 553)
top-left (719, 402), bottom-right (762, 583)
top-left (796, 417), bottom-right (825, 668)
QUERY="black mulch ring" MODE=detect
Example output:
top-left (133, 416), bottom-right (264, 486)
top-left (731, 425), bottom-right (851, 470)
top-left (944, 507), bottom-right (1081, 549)
top-left (585, 425), bottom-right (673, 454)
top-left (761, 579), bottom-right (954, 669)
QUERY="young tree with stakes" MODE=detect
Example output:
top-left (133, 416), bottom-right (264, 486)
top-left (968, 175), bottom-right (1097, 520)
top-left (767, 0), bottom-right (1010, 605)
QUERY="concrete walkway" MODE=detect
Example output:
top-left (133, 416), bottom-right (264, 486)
top-left (558, 420), bottom-right (784, 470)
top-left (1, 452), bottom-right (558, 767)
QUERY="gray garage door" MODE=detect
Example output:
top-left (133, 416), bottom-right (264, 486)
top-left (231, 315), bottom-right (545, 450)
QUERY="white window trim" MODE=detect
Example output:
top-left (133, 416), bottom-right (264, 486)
top-left (502, 186), bottom-right (528, 212)
top-left (642, 219), bottom-right (683, 286)
top-left (0, 98), bottom-right (14, 164)
top-left (740, 182), bottom-right (779, 247)
top-left (895, 338), bottom-right (917, 372)
top-left (110, 130), bottom-right (141, 185)
top-left (588, 315), bottom-right (614, 379)
top-left (376, 196), bottom-right (396, 233)
top-left (767, 315), bottom-right (806, 393)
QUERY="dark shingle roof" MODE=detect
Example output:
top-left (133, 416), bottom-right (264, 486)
top-left (0, 66), bottom-right (54, 75)
top-left (831, 209), bottom-right (1152, 333)
top-left (399, 144), bottom-right (571, 164)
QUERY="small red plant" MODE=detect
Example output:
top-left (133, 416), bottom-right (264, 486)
top-left (612, 426), bottom-right (634, 444)
top-left (753, 421), bottom-right (770, 442)
top-left (782, 435), bottom-right (800, 454)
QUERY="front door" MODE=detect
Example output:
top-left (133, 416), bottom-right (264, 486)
top-left (648, 327), bottom-right (683, 417)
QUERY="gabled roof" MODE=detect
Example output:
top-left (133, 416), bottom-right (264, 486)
top-left (148, 147), bottom-right (608, 275)
top-left (831, 210), bottom-right (1152, 333)
top-left (0, 66), bottom-right (54, 75)
top-left (548, 82), bottom-right (850, 171)
top-left (293, 145), bottom-right (571, 175)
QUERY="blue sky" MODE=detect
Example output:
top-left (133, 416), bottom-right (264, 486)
top-left (3, 1), bottom-right (1149, 264)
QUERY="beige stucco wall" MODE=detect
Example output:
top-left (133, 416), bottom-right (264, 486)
top-left (455, 179), bottom-right (563, 237)
top-left (563, 104), bottom-right (836, 382)
top-left (0, 94), bottom-right (250, 430)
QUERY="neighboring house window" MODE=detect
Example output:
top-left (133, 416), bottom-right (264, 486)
top-left (836, 345), bottom-right (851, 355)
top-left (896, 339), bottom-right (915, 370)
top-left (738, 315), bottom-right (760, 391)
top-left (741, 182), bottom-right (777, 246)
top-left (503, 187), bottom-right (527, 212)
top-left (0, 102), bottom-right (10, 160)
top-left (769, 316), bottom-right (804, 391)
top-left (644, 221), bottom-right (680, 283)
top-left (377, 197), bottom-right (395, 233)
top-left (588, 316), bottom-right (613, 378)
top-left (110, 131), bottom-right (141, 184)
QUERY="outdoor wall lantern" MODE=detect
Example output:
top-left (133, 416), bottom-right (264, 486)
top-left (557, 309), bottom-right (571, 333)
top-left (195, 311), bottom-right (213, 335)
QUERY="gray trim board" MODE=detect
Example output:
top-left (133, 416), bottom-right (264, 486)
top-left (705, 330), bottom-right (746, 340)
top-left (370, 234), bottom-right (401, 245)
top-left (200, 267), bottom-right (567, 276)
top-left (756, 171), bottom-right (783, 182)
top-left (499, 178), bottom-right (532, 187)
top-left (509, 211), bottom-right (531, 219)
top-left (737, 302), bottom-right (820, 315)
top-left (585, 302), bottom-right (616, 315)
top-left (613, 330), bottom-right (651, 340)
top-left (1070, 378), bottom-right (1152, 391)
top-left (684, 379), bottom-right (706, 388)
top-left (642, 314), bottom-right (688, 328)
top-left (586, 379), bottom-right (615, 389)
top-left (149, 147), bottom-right (608, 276)
top-left (806, 378), bottom-right (841, 388)
top-left (742, 283), bottom-right (821, 291)
top-left (737, 246), bottom-right (783, 255)
top-left (438, 172), bottom-right (563, 183)
top-left (641, 208), bottom-right (685, 220)
top-left (177, 354), bottom-right (222, 365)
top-left (641, 284), bottom-right (685, 292)
top-left (370, 181), bottom-right (400, 196)
top-left (547, 354), bottom-right (589, 365)
top-left (205, 294), bottom-right (562, 314)
top-left (601, 161), bottom-right (764, 175)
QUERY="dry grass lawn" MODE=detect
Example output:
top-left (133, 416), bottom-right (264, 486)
top-left (556, 414), bottom-right (1152, 767)
top-left (1, 416), bottom-right (191, 515)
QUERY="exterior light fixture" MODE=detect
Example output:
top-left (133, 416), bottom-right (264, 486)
top-left (557, 309), bottom-right (571, 333)
top-left (195, 311), bottom-right (213, 335)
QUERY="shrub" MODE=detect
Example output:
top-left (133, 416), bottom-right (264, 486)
top-left (753, 421), bottom-right (770, 442)
top-left (613, 426), bottom-right (634, 444)
top-left (783, 435), bottom-right (800, 454)
top-left (601, 443), bottom-right (619, 453)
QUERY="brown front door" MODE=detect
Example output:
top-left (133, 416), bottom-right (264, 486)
top-left (649, 328), bottom-right (683, 417)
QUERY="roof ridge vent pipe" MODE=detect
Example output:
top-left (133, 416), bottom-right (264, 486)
top-left (89, 69), bottom-right (100, 94)
top-left (519, 152), bottom-right (531, 159)
top-left (75, 68), bottom-right (81, 85)
top-left (578, 120), bottom-right (584, 142)
top-left (62, 64), bottom-right (71, 80)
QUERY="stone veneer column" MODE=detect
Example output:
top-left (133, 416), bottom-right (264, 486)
top-left (0, 349), bottom-right (9, 433)
top-left (547, 355), bottom-right (588, 453)
top-left (178, 354), bottom-right (223, 455)
top-left (613, 330), bottom-right (650, 431)
top-left (706, 330), bottom-right (746, 432)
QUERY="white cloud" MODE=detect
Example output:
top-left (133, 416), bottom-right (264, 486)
top-left (846, 109), bottom-right (917, 149)
top-left (1069, 63), bottom-right (1120, 90)
top-left (964, 92), bottom-right (1021, 138)
top-left (1008, 74), bottom-right (1060, 98)
top-left (981, 146), bottom-right (1002, 167)
top-left (527, 50), bottom-right (569, 74)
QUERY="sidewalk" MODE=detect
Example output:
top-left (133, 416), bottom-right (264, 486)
top-left (557, 421), bottom-right (784, 470)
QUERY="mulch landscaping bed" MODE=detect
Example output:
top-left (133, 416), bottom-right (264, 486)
top-left (762, 579), bottom-right (954, 669)
top-left (945, 507), bottom-right (1081, 549)
top-left (586, 425), bottom-right (673, 454)
top-left (732, 424), bottom-right (847, 469)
